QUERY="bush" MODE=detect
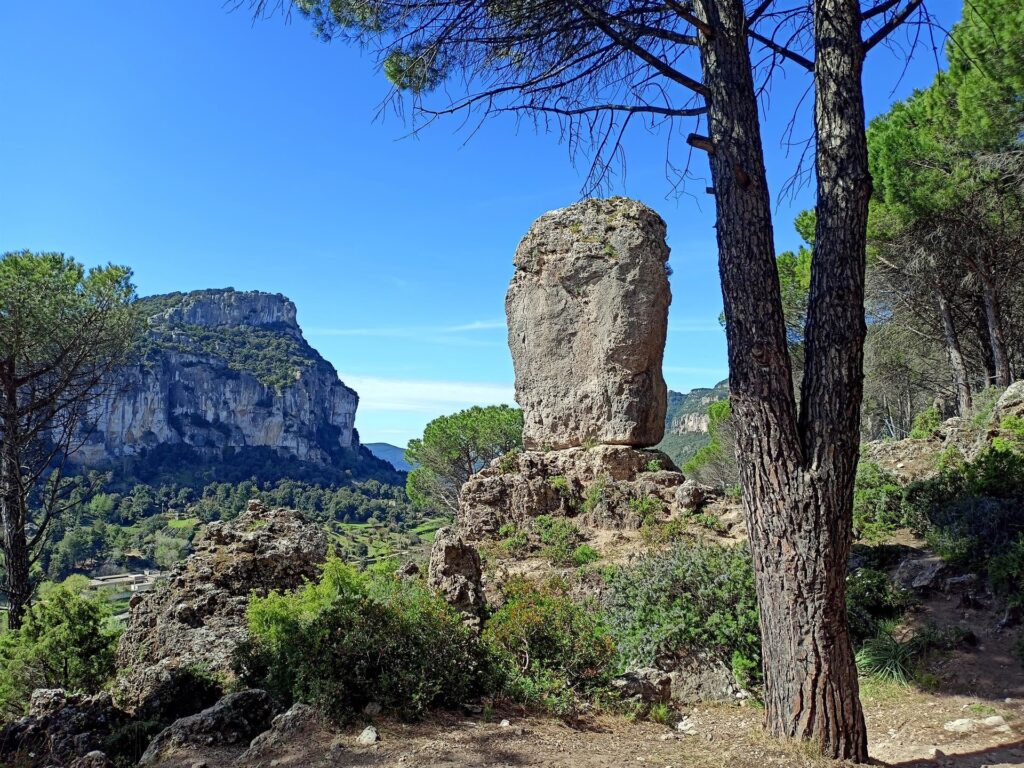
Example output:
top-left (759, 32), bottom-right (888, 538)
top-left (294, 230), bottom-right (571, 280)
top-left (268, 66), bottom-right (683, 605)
top-left (483, 577), bottom-right (615, 713)
top-left (0, 583), bottom-right (120, 721)
top-left (235, 558), bottom-right (484, 721)
top-left (856, 626), bottom-right (916, 685)
top-left (497, 522), bottom-right (529, 556)
top-left (852, 461), bottom-right (906, 542)
top-left (534, 515), bottom-right (589, 567)
top-left (989, 537), bottom-right (1024, 608)
top-left (909, 406), bottom-right (941, 439)
top-left (603, 540), bottom-right (761, 688)
top-left (845, 567), bottom-right (912, 646)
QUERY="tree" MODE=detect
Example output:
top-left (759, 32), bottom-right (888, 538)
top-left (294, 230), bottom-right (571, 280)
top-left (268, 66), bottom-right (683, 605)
top-left (0, 580), bottom-right (120, 720)
top-left (257, 0), bottom-right (938, 758)
top-left (405, 405), bottom-right (523, 513)
top-left (0, 252), bottom-right (139, 629)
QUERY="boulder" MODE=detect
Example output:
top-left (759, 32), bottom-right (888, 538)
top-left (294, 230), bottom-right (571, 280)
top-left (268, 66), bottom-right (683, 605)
top-left (0, 689), bottom-right (129, 768)
top-left (611, 668), bottom-right (672, 704)
top-left (427, 527), bottom-right (486, 627)
top-left (660, 653), bottom-right (742, 705)
top-left (138, 690), bottom-right (275, 766)
top-left (113, 501), bottom-right (327, 718)
top-left (894, 555), bottom-right (948, 592)
top-left (507, 198), bottom-right (671, 450)
top-left (991, 381), bottom-right (1024, 427)
top-left (69, 751), bottom-right (114, 768)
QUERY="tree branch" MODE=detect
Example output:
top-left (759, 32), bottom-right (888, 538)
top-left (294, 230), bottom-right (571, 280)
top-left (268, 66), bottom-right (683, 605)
top-left (748, 29), bottom-right (814, 72)
top-left (864, 0), bottom-right (925, 51)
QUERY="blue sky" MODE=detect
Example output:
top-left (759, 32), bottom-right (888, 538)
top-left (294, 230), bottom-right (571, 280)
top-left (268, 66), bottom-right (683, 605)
top-left (1, 2), bottom-right (961, 446)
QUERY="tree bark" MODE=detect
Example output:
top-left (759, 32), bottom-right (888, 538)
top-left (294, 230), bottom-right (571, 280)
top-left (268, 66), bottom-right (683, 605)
top-left (978, 271), bottom-right (1011, 387)
top-left (695, 0), bottom-right (868, 760)
top-left (1, 368), bottom-right (29, 630)
top-left (936, 289), bottom-right (972, 416)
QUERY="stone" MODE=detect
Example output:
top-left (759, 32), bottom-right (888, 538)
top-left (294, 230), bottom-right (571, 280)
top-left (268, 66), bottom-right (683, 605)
top-left (356, 726), bottom-right (380, 745)
top-left (942, 718), bottom-right (975, 733)
top-left (611, 668), bottom-right (672, 704)
top-left (894, 555), bottom-right (948, 591)
top-left (395, 561), bottom-right (420, 579)
top-left (0, 690), bottom-right (129, 768)
top-left (69, 751), bottom-right (114, 768)
top-left (675, 716), bottom-right (697, 735)
top-left (675, 479), bottom-right (716, 511)
top-left (990, 381), bottom-right (1024, 427)
top-left (663, 653), bottom-right (740, 705)
top-left (500, 719), bottom-right (511, 728)
top-left (139, 690), bottom-right (276, 765)
top-left (237, 703), bottom-right (328, 765)
top-left (363, 702), bottom-right (382, 717)
top-left (458, 445), bottom-right (682, 540)
top-left (427, 527), bottom-right (486, 626)
top-left (507, 198), bottom-right (671, 450)
top-left (113, 503), bottom-right (327, 718)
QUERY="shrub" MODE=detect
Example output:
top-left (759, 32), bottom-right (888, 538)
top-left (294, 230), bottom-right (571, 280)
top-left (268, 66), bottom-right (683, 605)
top-left (989, 536), bottom-right (1024, 608)
top-left (628, 495), bottom-right (662, 522)
top-left (909, 406), bottom-right (941, 439)
top-left (0, 583), bottom-right (120, 721)
top-left (571, 544), bottom-right (601, 566)
top-left (235, 558), bottom-right (484, 721)
top-left (534, 515), bottom-right (588, 567)
top-left (483, 577), bottom-right (615, 713)
top-left (603, 540), bottom-right (761, 688)
top-left (852, 461), bottom-right (906, 542)
top-left (856, 627), bottom-right (915, 685)
top-left (970, 386), bottom-right (1005, 428)
top-left (497, 522), bottom-right (529, 556)
top-left (845, 567), bottom-right (912, 646)
top-left (644, 459), bottom-right (663, 473)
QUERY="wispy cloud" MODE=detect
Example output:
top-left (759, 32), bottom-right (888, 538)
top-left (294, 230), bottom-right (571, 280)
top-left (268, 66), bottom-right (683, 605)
top-left (663, 365), bottom-right (729, 376)
top-left (339, 373), bottom-right (516, 414)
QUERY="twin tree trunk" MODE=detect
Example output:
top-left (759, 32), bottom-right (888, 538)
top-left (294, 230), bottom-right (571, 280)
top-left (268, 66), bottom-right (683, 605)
top-left (695, 0), bottom-right (868, 760)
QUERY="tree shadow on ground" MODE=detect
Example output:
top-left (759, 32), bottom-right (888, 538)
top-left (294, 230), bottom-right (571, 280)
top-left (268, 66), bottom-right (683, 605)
top-left (878, 738), bottom-right (1024, 767)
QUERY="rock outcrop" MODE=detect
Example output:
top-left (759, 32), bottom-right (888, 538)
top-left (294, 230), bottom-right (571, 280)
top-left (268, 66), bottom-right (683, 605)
top-left (459, 445), bottom-right (684, 540)
top-left (507, 198), bottom-right (671, 450)
top-left (0, 689), bottom-right (129, 768)
top-left (113, 501), bottom-right (327, 717)
top-left (427, 527), bottom-right (486, 627)
top-left (74, 288), bottom-right (361, 468)
top-left (139, 690), bottom-right (275, 766)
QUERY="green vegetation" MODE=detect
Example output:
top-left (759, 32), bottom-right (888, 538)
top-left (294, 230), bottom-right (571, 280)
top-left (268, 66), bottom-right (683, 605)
top-left (406, 405), bottom-right (523, 513)
top-left (0, 582), bottom-right (120, 719)
top-left (682, 400), bottom-right (737, 488)
top-left (483, 577), bottom-right (616, 714)
top-left (909, 407), bottom-right (941, 439)
top-left (603, 540), bottom-right (761, 689)
top-left (533, 515), bottom-right (597, 567)
top-left (235, 558), bottom-right (483, 721)
top-left (852, 461), bottom-right (906, 543)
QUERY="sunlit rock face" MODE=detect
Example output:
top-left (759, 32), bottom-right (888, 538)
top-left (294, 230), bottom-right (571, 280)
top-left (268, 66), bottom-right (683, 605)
top-left (506, 197), bottom-right (671, 450)
top-left (75, 288), bottom-right (359, 467)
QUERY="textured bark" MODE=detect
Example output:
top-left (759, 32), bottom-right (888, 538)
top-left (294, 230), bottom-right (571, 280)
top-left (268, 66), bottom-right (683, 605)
top-left (694, 0), bottom-right (868, 760)
top-left (936, 289), bottom-right (972, 416)
top-left (978, 272), bottom-right (1011, 387)
top-left (1, 367), bottom-right (29, 630)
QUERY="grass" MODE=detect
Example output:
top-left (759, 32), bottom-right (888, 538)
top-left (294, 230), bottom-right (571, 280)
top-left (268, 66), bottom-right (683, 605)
top-left (166, 517), bottom-right (200, 530)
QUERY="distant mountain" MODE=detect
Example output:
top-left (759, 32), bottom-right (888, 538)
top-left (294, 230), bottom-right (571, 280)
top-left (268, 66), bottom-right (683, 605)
top-left (365, 443), bottom-right (415, 473)
top-left (73, 288), bottom-right (399, 485)
top-left (656, 379), bottom-right (729, 468)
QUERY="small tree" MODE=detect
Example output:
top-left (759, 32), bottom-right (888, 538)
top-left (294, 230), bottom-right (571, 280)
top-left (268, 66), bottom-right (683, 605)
top-left (405, 404), bottom-right (523, 513)
top-left (0, 252), bottom-right (140, 629)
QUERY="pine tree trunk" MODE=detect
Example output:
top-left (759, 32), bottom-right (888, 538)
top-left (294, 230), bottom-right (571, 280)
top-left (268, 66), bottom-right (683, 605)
top-left (0, 366), bottom-right (30, 631)
top-left (936, 289), bottom-right (972, 416)
top-left (978, 273), bottom-right (1011, 387)
top-left (695, 0), bottom-right (868, 760)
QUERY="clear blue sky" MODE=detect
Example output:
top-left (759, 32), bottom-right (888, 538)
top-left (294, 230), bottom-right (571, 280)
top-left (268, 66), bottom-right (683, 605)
top-left (1, 2), bottom-right (961, 446)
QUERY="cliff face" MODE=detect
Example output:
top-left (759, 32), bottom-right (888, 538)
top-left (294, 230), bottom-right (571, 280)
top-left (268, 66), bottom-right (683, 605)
top-left (76, 289), bottom-right (359, 467)
top-left (665, 380), bottom-right (729, 436)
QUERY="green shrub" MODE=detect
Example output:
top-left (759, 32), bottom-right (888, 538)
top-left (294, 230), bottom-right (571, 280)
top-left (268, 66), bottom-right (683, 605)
top-left (0, 583), bottom-right (121, 720)
top-left (644, 459), bottom-right (663, 473)
top-left (603, 540), bottom-right (761, 688)
top-left (1001, 415), bottom-right (1024, 442)
top-left (582, 476), bottom-right (608, 515)
top-left (970, 387), bottom-right (1005, 427)
top-left (534, 515), bottom-right (588, 566)
top-left (571, 544), bottom-right (601, 566)
top-left (856, 627), bottom-right (915, 685)
top-left (483, 577), bottom-right (616, 713)
top-left (989, 537), bottom-right (1024, 608)
top-left (909, 406), bottom-right (941, 439)
top-left (845, 567), bottom-right (912, 645)
top-left (852, 461), bottom-right (906, 542)
top-left (235, 558), bottom-right (484, 721)
top-left (498, 522), bottom-right (529, 556)
top-left (628, 495), bottom-right (662, 522)
top-left (639, 518), bottom-right (688, 545)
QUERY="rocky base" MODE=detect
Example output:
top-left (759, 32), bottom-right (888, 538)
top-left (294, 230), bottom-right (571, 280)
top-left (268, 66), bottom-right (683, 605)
top-left (457, 445), bottom-right (702, 540)
top-left (113, 501), bottom-right (328, 718)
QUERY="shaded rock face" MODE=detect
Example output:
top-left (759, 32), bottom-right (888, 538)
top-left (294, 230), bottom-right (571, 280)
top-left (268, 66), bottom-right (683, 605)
top-left (507, 198), bottom-right (671, 450)
top-left (138, 690), bottom-right (275, 766)
top-left (459, 445), bottom-right (683, 540)
top-left (992, 381), bottom-right (1024, 427)
top-left (74, 289), bottom-right (359, 467)
top-left (427, 527), bottom-right (486, 626)
top-left (0, 689), bottom-right (129, 768)
top-left (113, 501), bottom-right (327, 718)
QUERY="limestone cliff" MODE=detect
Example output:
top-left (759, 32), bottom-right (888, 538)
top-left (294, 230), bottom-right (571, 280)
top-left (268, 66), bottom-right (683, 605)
top-left (75, 288), bottom-right (360, 467)
top-left (656, 380), bottom-right (729, 466)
